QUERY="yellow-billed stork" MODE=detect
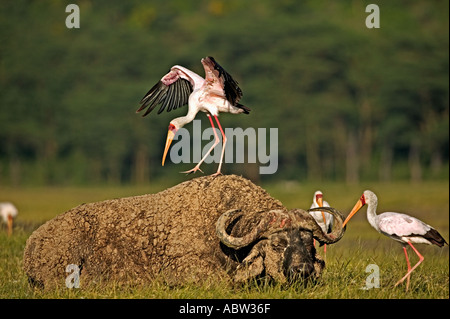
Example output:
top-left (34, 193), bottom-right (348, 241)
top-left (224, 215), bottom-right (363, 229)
top-left (136, 56), bottom-right (249, 176)
top-left (309, 191), bottom-right (334, 256)
top-left (342, 190), bottom-right (448, 291)
top-left (0, 202), bottom-right (18, 236)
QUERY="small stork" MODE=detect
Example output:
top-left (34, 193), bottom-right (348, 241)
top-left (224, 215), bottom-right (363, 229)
top-left (136, 56), bottom-right (250, 176)
top-left (342, 190), bottom-right (448, 291)
top-left (309, 191), bottom-right (334, 256)
top-left (0, 202), bottom-right (18, 236)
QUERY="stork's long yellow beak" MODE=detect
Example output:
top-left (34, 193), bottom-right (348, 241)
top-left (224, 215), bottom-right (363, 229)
top-left (317, 196), bottom-right (327, 223)
top-left (342, 195), bottom-right (366, 227)
top-left (7, 215), bottom-right (13, 236)
top-left (162, 129), bottom-right (175, 166)
top-left (317, 196), bottom-right (323, 207)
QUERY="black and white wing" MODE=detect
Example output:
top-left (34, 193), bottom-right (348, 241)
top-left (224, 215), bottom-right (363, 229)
top-left (137, 69), bottom-right (193, 117)
top-left (202, 56), bottom-right (250, 114)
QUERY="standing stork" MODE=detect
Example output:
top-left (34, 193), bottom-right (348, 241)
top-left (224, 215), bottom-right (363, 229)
top-left (342, 190), bottom-right (448, 291)
top-left (136, 56), bottom-right (250, 176)
top-left (309, 191), bottom-right (334, 256)
top-left (0, 202), bottom-right (18, 236)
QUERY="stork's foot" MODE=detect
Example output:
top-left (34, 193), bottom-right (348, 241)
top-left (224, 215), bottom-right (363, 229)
top-left (181, 166), bottom-right (204, 175)
top-left (210, 171), bottom-right (223, 178)
top-left (394, 275), bottom-right (410, 290)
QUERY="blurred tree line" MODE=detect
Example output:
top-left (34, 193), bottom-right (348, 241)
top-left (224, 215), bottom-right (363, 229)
top-left (0, 0), bottom-right (448, 186)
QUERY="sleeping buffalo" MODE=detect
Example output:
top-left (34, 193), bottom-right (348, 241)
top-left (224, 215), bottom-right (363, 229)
top-left (23, 175), bottom-right (345, 288)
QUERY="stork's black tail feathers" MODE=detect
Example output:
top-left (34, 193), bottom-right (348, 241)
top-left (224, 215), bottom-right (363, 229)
top-left (237, 103), bottom-right (251, 114)
top-left (424, 228), bottom-right (448, 247)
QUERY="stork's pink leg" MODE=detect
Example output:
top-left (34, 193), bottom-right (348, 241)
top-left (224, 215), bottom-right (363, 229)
top-left (211, 115), bottom-right (227, 176)
top-left (400, 245), bottom-right (412, 291)
top-left (394, 242), bottom-right (424, 290)
top-left (181, 115), bottom-right (220, 175)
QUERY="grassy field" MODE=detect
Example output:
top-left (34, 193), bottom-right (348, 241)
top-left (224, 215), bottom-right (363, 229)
top-left (0, 179), bottom-right (448, 299)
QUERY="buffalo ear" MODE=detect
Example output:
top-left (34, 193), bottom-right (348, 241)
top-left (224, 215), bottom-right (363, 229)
top-left (233, 240), bottom-right (267, 282)
top-left (234, 255), bottom-right (264, 283)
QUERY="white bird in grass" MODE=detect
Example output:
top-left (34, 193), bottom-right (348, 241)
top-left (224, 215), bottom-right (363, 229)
top-left (309, 191), bottom-right (334, 256)
top-left (342, 190), bottom-right (448, 291)
top-left (0, 202), bottom-right (18, 236)
top-left (136, 56), bottom-right (250, 176)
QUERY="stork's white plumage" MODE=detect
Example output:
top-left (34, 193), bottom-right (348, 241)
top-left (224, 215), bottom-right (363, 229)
top-left (0, 202), bottom-right (18, 236)
top-left (342, 190), bottom-right (448, 291)
top-left (136, 56), bottom-right (249, 176)
top-left (309, 191), bottom-right (334, 257)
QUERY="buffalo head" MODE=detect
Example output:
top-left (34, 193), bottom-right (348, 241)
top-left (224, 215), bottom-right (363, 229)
top-left (216, 207), bottom-right (346, 283)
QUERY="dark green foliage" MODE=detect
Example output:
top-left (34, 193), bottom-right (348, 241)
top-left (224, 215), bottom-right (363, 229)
top-left (0, 1), bottom-right (448, 185)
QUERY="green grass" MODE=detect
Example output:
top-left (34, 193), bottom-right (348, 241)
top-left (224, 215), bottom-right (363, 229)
top-left (0, 180), bottom-right (448, 299)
